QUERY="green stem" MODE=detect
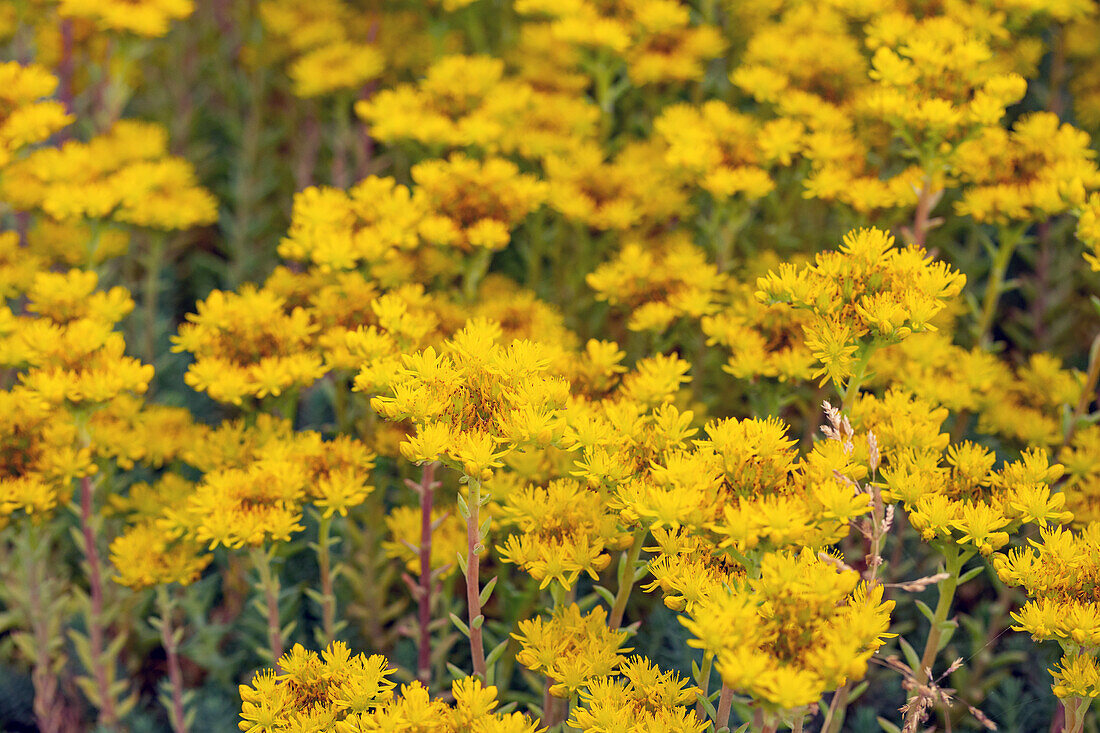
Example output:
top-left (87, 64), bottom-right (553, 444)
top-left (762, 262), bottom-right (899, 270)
top-left (916, 545), bottom-right (967, 684)
top-left (332, 373), bottom-right (351, 435)
top-left (1066, 334), bottom-right (1100, 445)
top-left (462, 247), bottom-right (493, 302)
top-left (841, 345), bottom-right (877, 412)
top-left (694, 651), bottom-right (713, 720)
top-left (79, 471), bottom-right (119, 730)
top-left (609, 528), bottom-right (647, 629)
top-left (1063, 696), bottom-right (1092, 733)
top-left (332, 95), bottom-right (352, 189)
top-left (142, 232), bottom-right (166, 369)
top-left (317, 513), bottom-right (336, 643)
top-left (250, 545), bottom-right (283, 668)
top-left (976, 225), bottom-right (1025, 349)
top-left (589, 52), bottom-right (621, 143)
top-left (21, 523), bottom-right (65, 733)
top-left (415, 462), bottom-right (438, 684)
top-left (155, 585), bottom-right (188, 733)
top-left (821, 683), bottom-right (850, 733)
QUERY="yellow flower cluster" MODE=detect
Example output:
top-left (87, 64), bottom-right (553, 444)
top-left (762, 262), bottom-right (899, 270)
top-left (544, 142), bottom-right (687, 232)
top-left (515, 603), bottom-right (629, 699)
top-left (239, 642), bottom-right (539, 732)
top-left (516, 0), bottom-right (725, 86)
top-left (260, 0), bottom-right (383, 98)
top-left (701, 268), bottom-right (816, 383)
top-left (995, 524), bottom-right (1100, 698)
top-left (954, 112), bottom-right (1100, 224)
top-left (6, 269), bottom-right (153, 406)
top-left (757, 227), bottom-right (966, 388)
top-left (569, 656), bottom-right (704, 733)
top-left (173, 286), bottom-right (325, 405)
top-left (366, 319), bottom-right (568, 479)
top-left (278, 177), bottom-right (426, 273)
top-left (58, 0), bottom-right (194, 37)
top-left (654, 101), bottom-right (798, 200)
top-left (358, 54), bottom-right (597, 160)
top-left (2, 120), bottom-right (218, 232)
top-left (172, 424), bottom-right (374, 549)
top-left (587, 237), bottom-right (725, 332)
top-left (497, 478), bottom-right (628, 590)
top-left (882, 436), bottom-right (1070, 555)
top-left (412, 154), bottom-right (548, 253)
top-left (684, 549), bottom-right (894, 711)
top-left (0, 387), bottom-right (88, 520)
top-left (0, 61), bottom-right (72, 169)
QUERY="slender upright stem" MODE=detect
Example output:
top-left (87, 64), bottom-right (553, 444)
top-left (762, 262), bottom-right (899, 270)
top-left (416, 463), bottom-right (437, 684)
top-left (156, 586), bottom-right (188, 733)
top-left (23, 526), bottom-right (64, 733)
top-left (694, 652), bottom-right (714, 720)
top-left (911, 177), bottom-right (940, 248)
top-left (715, 687), bottom-right (733, 732)
top-left (542, 684), bottom-right (566, 727)
top-left (841, 346), bottom-right (877, 412)
top-left (332, 97), bottom-right (351, 189)
top-left (317, 513), bottom-right (336, 643)
top-left (590, 53), bottom-right (617, 143)
top-left (294, 101), bottom-right (320, 190)
top-left (609, 528), bottom-right (647, 629)
top-left (250, 546), bottom-right (283, 668)
top-left (462, 247), bottom-right (493, 302)
top-left (80, 474), bottom-right (118, 729)
top-left (464, 477), bottom-right (487, 678)
top-left (1066, 334), bottom-right (1100, 445)
top-left (977, 226), bottom-right (1024, 349)
top-left (58, 20), bottom-right (75, 116)
top-left (142, 232), bottom-right (166, 369)
top-left (916, 546), bottom-right (965, 685)
top-left (821, 683), bottom-right (850, 733)
top-left (1062, 696), bottom-right (1091, 733)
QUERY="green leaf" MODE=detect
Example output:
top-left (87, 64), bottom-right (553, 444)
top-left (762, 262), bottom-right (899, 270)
top-left (877, 716), bottom-right (902, 733)
top-left (914, 599), bottom-right (935, 624)
top-left (449, 613), bottom-right (470, 637)
top-left (592, 585), bottom-right (615, 607)
top-left (486, 639), bottom-right (510, 668)
top-left (479, 577), bottom-right (498, 607)
top-left (848, 680), bottom-right (870, 702)
top-left (958, 566), bottom-right (985, 584)
top-left (937, 623), bottom-right (958, 653)
top-left (899, 636), bottom-right (921, 673)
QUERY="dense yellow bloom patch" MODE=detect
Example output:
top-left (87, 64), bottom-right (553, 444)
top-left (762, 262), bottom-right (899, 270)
top-left (366, 320), bottom-right (568, 479)
top-left (7, 0), bottom-right (1100, 730)
top-left (684, 549), bottom-right (893, 710)
top-left (2, 120), bottom-right (217, 231)
top-left (757, 228), bottom-right (966, 387)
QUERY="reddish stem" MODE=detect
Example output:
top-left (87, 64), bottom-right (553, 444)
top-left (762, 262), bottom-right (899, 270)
top-left (465, 478), bottom-right (487, 678)
top-left (80, 476), bottom-right (118, 728)
top-left (27, 537), bottom-right (63, 733)
top-left (157, 588), bottom-right (187, 733)
top-left (912, 177), bottom-right (936, 248)
top-left (58, 20), bottom-right (75, 116)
